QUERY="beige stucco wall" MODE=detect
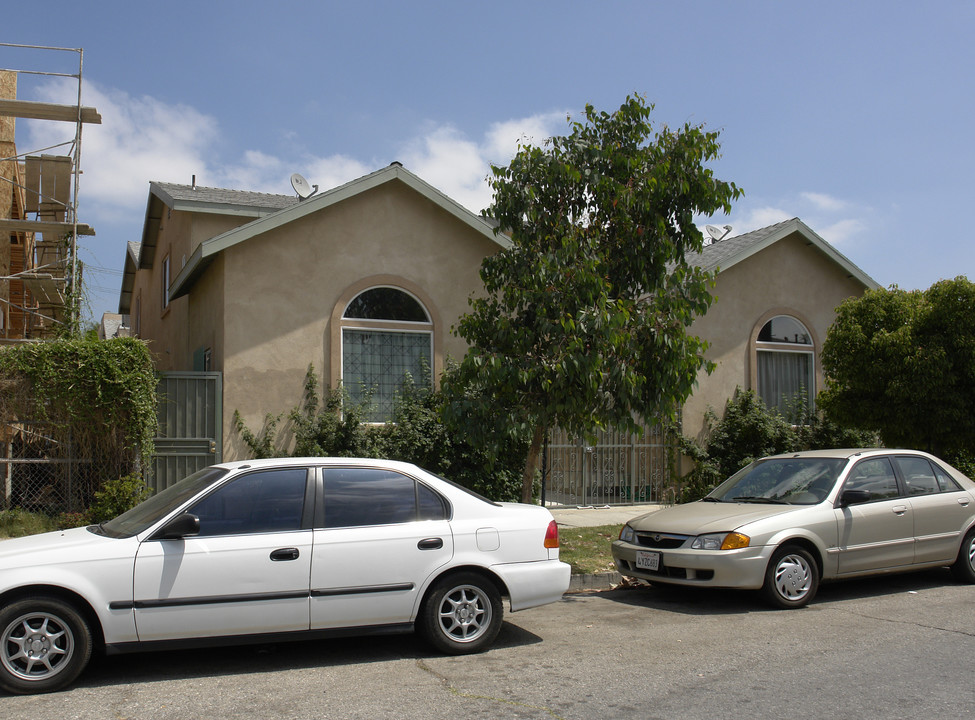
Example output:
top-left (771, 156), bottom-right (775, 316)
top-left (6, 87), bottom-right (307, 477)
top-left (212, 180), bottom-right (501, 460)
top-left (681, 231), bottom-right (870, 442)
top-left (134, 207), bottom-right (256, 369)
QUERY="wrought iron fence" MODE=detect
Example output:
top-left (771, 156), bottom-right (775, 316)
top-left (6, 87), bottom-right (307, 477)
top-left (544, 422), bottom-right (678, 507)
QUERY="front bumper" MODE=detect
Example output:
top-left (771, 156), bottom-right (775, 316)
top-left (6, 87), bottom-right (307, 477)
top-left (611, 540), bottom-right (772, 590)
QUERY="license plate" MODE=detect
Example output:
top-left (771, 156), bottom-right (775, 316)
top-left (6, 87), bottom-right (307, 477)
top-left (635, 550), bottom-right (660, 571)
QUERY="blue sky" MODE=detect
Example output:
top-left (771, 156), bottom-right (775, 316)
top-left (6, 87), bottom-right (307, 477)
top-left (5, 1), bottom-right (974, 323)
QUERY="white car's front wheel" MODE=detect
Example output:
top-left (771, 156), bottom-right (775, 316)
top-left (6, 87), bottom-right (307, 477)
top-left (0, 596), bottom-right (93, 694)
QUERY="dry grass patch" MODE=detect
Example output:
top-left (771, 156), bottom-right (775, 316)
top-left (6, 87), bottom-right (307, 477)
top-left (557, 523), bottom-right (621, 575)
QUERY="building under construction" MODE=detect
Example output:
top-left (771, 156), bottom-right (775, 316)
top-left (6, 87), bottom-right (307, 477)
top-left (0, 43), bottom-right (99, 342)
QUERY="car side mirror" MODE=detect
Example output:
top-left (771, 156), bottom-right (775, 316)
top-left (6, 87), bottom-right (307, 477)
top-left (159, 512), bottom-right (200, 539)
top-left (839, 489), bottom-right (871, 507)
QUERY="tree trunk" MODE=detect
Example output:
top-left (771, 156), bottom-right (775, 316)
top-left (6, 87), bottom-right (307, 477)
top-left (521, 424), bottom-right (546, 504)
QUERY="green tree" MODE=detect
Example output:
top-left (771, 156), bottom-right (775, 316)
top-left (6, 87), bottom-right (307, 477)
top-left (445, 95), bottom-right (742, 502)
top-left (819, 276), bottom-right (975, 458)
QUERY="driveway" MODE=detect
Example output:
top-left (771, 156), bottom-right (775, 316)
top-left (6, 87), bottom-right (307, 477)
top-left (4, 571), bottom-right (973, 719)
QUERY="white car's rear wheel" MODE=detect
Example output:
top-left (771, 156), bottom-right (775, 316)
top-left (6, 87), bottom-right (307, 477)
top-left (419, 573), bottom-right (503, 654)
top-left (0, 597), bottom-right (92, 694)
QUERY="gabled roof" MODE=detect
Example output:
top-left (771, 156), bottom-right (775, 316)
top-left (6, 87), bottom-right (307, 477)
top-left (117, 241), bottom-right (142, 313)
top-left (135, 182), bottom-right (296, 274)
top-left (690, 217), bottom-right (880, 289)
top-left (168, 163), bottom-right (507, 301)
top-left (150, 183), bottom-right (299, 216)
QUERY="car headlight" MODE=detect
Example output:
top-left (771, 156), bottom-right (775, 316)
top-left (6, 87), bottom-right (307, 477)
top-left (691, 532), bottom-right (750, 550)
top-left (619, 525), bottom-right (636, 543)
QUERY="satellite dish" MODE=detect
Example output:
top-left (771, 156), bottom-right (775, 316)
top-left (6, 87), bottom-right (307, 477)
top-left (290, 173), bottom-right (318, 199)
top-left (705, 224), bottom-right (732, 243)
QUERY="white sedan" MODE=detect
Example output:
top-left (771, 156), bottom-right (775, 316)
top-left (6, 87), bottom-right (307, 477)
top-left (0, 458), bottom-right (570, 694)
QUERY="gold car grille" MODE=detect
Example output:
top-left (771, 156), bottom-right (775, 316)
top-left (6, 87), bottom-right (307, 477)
top-left (634, 532), bottom-right (689, 549)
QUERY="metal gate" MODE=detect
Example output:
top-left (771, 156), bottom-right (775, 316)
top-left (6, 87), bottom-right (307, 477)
top-left (152, 372), bottom-right (222, 492)
top-left (544, 422), bottom-right (674, 506)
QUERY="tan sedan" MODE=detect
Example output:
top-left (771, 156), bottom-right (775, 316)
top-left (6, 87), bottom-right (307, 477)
top-left (611, 449), bottom-right (975, 608)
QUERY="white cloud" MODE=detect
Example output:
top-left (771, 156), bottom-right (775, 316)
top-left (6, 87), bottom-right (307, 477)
top-left (483, 111), bottom-right (568, 162)
top-left (727, 205), bottom-right (793, 234)
top-left (715, 192), bottom-right (871, 250)
top-left (23, 79), bottom-right (219, 216)
top-left (21, 78), bottom-right (570, 220)
top-left (799, 191), bottom-right (848, 212)
top-left (817, 218), bottom-right (867, 245)
top-left (391, 112), bottom-right (569, 215)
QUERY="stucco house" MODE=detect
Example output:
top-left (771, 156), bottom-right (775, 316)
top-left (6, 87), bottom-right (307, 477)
top-left (682, 217), bottom-right (880, 442)
top-left (118, 163), bottom-right (878, 471)
top-left (120, 163), bottom-right (507, 462)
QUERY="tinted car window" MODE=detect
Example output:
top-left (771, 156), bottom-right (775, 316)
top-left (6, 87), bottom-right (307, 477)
top-left (845, 458), bottom-right (900, 500)
top-left (324, 468), bottom-right (445, 527)
top-left (188, 468), bottom-right (308, 536)
top-left (933, 463), bottom-right (962, 492)
top-left (418, 481), bottom-right (448, 520)
top-left (895, 456), bottom-right (941, 496)
top-left (100, 466), bottom-right (230, 538)
top-left (894, 456), bottom-right (963, 494)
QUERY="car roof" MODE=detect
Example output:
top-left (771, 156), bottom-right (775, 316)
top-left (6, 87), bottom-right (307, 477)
top-left (210, 457), bottom-right (424, 474)
top-left (763, 448), bottom-right (924, 461)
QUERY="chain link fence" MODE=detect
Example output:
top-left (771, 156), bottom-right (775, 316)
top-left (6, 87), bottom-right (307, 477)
top-left (1, 421), bottom-right (130, 515)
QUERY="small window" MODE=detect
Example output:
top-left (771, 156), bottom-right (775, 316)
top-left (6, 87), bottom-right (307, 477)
top-left (323, 468), bottom-right (445, 528)
top-left (162, 255), bottom-right (171, 310)
top-left (188, 468), bottom-right (308, 536)
top-left (758, 316), bottom-right (812, 345)
top-left (343, 287), bottom-right (429, 322)
top-left (418, 482), bottom-right (448, 520)
top-left (933, 464), bottom-right (962, 492)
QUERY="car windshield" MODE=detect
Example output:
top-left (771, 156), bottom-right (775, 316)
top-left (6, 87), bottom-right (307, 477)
top-left (97, 466), bottom-right (230, 538)
top-left (707, 457), bottom-right (847, 505)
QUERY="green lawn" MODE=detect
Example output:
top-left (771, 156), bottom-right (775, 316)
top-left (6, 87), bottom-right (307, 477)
top-left (557, 524), bottom-right (621, 575)
top-left (0, 509), bottom-right (58, 539)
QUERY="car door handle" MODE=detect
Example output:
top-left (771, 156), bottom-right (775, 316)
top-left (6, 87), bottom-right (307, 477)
top-left (892, 505), bottom-right (908, 515)
top-left (417, 538), bottom-right (443, 550)
top-left (270, 548), bottom-right (300, 561)
top-left (959, 498), bottom-right (971, 507)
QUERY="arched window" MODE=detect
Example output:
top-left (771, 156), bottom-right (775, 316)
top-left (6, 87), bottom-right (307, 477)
top-left (341, 287), bottom-right (433, 422)
top-left (755, 315), bottom-right (815, 416)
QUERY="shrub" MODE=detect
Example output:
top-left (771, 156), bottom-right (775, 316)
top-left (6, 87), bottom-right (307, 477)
top-left (233, 366), bottom-right (528, 502)
top-left (673, 388), bottom-right (878, 502)
top-left (54, 510), bottom-right (93, 529)
top-left (89, 474), bottom-right (153, 523)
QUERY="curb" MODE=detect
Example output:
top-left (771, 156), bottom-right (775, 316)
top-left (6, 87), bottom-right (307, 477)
top-left (566, 571), bottom-right (621, 593)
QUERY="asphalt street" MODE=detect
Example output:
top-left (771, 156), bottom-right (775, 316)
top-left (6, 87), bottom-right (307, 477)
top-left (5, 569), bottom-right (972, 719)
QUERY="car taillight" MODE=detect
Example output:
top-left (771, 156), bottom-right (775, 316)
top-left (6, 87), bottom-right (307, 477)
top-left (544, 519), bottom-right (560, 548)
